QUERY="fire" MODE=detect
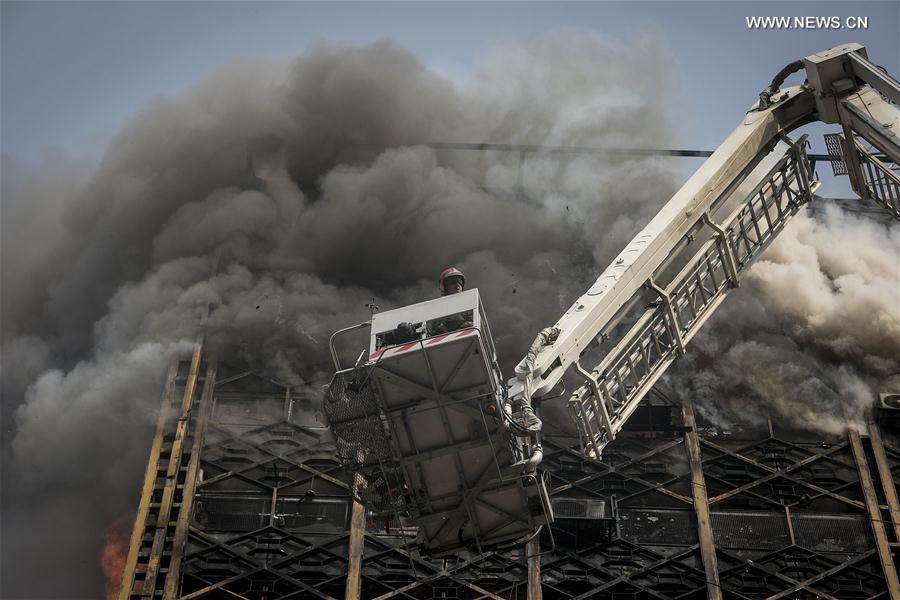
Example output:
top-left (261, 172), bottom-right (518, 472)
top-left (101, 513), bottom-right (133, 600)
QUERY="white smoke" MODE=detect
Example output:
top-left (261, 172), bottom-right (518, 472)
top-left (669, 205), bottom-right (900, 433)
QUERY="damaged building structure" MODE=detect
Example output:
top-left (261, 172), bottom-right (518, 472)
top-left (116, 43), bottom-right (900, 599)
top-left (117, 347), bottom-right (900, 599)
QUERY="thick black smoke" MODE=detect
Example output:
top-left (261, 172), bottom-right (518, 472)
top-left (0, 33), bottom-right (680, 597)
top-left (1, 33), bottom-right (896, 597)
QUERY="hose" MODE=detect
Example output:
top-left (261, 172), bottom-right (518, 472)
top-left (517, 326), bottom-right (561, 377)
top-left (758, 59), bottom-right (804, 109)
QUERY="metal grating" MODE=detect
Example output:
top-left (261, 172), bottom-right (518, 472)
top-left (193, 495), bottom-right (272, 532)
top-left (619, 508), bottom-right (698, 546)
top-left (791, 513), bottom-right (872, 553)
top-left (553, 497), bottom-right (607, 519)
top-left (711, 511), bottom-right (789, 550)
top-left (322, 366), bottom-right (392, 467)
top-left (824, 132), bottom-right (849, 175)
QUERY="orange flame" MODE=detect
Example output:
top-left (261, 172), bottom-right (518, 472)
top-left (101, 514), bottom-right (133, 600)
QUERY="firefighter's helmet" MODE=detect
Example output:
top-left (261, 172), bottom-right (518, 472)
top-left (439, 267), bottom-right (465, 293)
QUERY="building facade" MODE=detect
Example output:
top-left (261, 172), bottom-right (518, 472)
top-left (118, 345), bottom-right (900, 599)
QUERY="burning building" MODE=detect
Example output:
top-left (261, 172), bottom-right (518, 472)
top-left (114, 344), bottom-right (900, 598)
top-left (2, 37), bottom-right (898, 600)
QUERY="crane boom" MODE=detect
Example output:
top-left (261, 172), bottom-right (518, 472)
top-left (324, 43), bottom-right (898, 554)
top-left (511, 42), bottom-right (900, 458)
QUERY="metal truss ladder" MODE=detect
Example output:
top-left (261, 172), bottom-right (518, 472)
top-left (849, 136), bottom-right (900, 218)
top-left (569, 138), bottom-right (818, 458)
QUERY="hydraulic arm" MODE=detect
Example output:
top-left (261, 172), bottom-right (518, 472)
top-left (511, 43), bottom-right (900, 458)
top-left (323, 43), bottom-right (898, 555)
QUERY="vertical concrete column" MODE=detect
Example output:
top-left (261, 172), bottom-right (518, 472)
top-left (345, 472), bottom-right (367, 600)
top-left (866, 413), bottom-right (900, 542)
top-left (527, 538), bottom-right (542, 600)
top-left (164, 361), bottom-right (217, 599)
top-left (682, 398), bottom-right (722, 600)
top-left (848, 429), bottom-right (900, 597)
top-left (118, 362), bottom-right (178, 600)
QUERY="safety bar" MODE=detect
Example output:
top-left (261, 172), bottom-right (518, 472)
top-left (329, 321), bottom-right (370, 371)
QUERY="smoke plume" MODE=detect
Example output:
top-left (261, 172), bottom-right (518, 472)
top-left (1, 32), bottom-right (896, 597)
top-left (668, 205), bottom-right (900, 434)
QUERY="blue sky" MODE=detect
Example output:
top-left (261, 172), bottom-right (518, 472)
top-left (2, 1), bottom-right (898, 166)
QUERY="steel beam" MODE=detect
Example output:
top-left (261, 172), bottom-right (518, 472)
top-left (179, 566), bottom-right (328, 600)
top-left (766, 549), bottom-right (878, 600)
top-left (118, 362), bottom-right (178, 600)
top-left (372, 571), bottom-right (505, 600)
top-left (840, 92), bottom-right (900, 165)
top-left (848, 51), bottom-right (900, 104)
top-left (142, 341), bottom-right (204, 596)
top-left (848, 429), bottom-right (900, 596)
top-left (682, 398), bottom-right (722, 600)
top-left (527, 538), bottom-right (542, 600)
top-left (705, 439), bottom-right (866, 511)
top-left (195, 421), bottom-right (351, 493)
top-left (345, 472), bottom-right (367, 599)
top-left (179, 525), bottom-right (334, 599)
top-left (867, 413), bottom-right (900, 543)
top-left (163, 361), bottom-right (216, 599)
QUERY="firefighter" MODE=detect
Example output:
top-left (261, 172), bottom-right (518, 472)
top-left (435, 267), bottom-right (540, 432)
top-left (383, 267), bottom-right (469, 346)
top-left (439, 266), bottom-right (465, 295)
top-left (429, 267), bottom-right (473, 334)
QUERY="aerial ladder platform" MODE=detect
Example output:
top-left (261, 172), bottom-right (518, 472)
top-left (325, 42), bottom-right (900, 555)
top-left (325, 289), bottom-right (552, 554)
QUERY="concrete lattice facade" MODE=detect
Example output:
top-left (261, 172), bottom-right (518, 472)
top-left (118, 346), bottom-right (900, 599)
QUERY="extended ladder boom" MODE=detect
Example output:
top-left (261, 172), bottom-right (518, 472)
top-left (511, 43), bottom-right (900, 457)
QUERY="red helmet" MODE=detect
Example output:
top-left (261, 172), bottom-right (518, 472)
top-left (439, 267), bottom-right (465, 293)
